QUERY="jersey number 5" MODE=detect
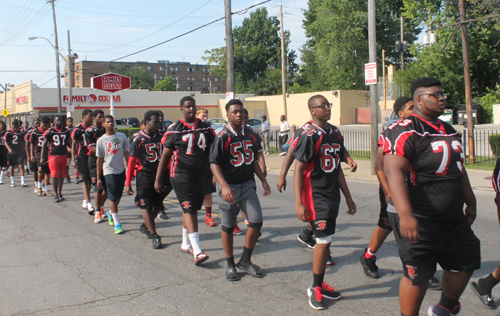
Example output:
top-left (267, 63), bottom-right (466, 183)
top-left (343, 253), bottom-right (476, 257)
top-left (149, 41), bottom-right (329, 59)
top-left (431, 140), bottom-right (464, 175)
top-left (145, 143), bottom-right (162, 162)
top-left (230, 140), bottom-right (254, 167)
top-left (182, 133), bottom-right (206, 154)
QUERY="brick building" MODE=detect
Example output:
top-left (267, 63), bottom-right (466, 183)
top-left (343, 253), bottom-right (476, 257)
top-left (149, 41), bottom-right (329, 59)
top-left (65, 60), bottom-right (226, 93)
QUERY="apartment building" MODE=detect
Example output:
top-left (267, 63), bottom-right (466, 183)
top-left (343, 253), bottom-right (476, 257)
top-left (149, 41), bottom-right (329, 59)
top-left (65, 60), bottom-right (226, 93)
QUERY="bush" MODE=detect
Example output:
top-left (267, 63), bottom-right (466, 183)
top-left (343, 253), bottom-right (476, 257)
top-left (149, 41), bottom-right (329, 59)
top-left (489, 134), bottom-right (500, 157)
top-left (480, 87), bottom-right (500, 124)
top-left (119, 128), bottom-right (141, 137)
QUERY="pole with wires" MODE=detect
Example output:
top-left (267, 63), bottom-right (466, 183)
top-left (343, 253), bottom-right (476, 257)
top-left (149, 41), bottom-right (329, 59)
top-left (48, 0), bottom-right (62, 116)
top-left (225, 0), bottom-right (235, 95)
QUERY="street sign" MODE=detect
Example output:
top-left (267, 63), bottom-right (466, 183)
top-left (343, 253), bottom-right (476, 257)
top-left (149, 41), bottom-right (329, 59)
top-left (226, 92), bottom-right (234, 103)
top-left (2, 109), bottom-right (10, 117)
top-left (66, 106), bottom-right (75, 112)
top-left (364, 63), bottom-right (377, 85)
top-left (91, 73), bottom-right (131, 93)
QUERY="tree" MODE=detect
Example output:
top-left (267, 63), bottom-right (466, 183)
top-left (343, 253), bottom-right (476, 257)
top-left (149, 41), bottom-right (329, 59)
top-left (298, 0), bottom-right (420, 91)
top-left (152, 77), bottom-right (176, 91)
top-left (394, 0), bottom-right (500, 106)
top-left (109, 64), bottom-right (154, 89)
top-left (203, 7), bottom-right (297, 95)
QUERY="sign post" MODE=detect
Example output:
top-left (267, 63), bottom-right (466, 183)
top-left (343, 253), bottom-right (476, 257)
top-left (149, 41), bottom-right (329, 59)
top-left (91, 73), bottom-right (131, 117)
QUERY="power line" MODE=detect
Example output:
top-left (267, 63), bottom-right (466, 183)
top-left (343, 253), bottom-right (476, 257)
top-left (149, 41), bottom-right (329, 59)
top-left (81, 0), bottom-right (272, 71)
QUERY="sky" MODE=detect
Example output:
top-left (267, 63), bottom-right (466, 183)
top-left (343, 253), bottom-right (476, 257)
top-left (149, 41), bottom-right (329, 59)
top-left (0, 0), bottom-right (309, 89)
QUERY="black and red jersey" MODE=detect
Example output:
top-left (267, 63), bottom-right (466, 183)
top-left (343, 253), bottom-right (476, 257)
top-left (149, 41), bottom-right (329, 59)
top-left (84, 125), bottom-right (106, 157)
top-left (382, 114), bottom-right (465, 219)
top-left (492, 156), bottom-right (500, 193)
top-left (292, 121), bottom-right (346, 221)
top-left (4, 129), bottom-right (26, 153)
top-left (0, 130), bottom-right (6, 154)
top-left (209, 124), bottom-right (262, 185)
top-left (30, 127), bottom-right (47, 159)
top-left (44, 127), bottom-right (71, 156)
top-left (162, 119), bottom-right (215, 177)
top-left (71, 123), bottom-right (91, 158)
top-left (130, 131), bottom-right (163, 173)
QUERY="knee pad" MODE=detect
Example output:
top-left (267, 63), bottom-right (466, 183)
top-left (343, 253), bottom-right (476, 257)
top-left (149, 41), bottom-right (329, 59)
top-left (221, 225), bottom-right (234, 233)
top-left (248, 222), bottom-right (263, 229)
top-left (315, 235), bottom-right (334, 244)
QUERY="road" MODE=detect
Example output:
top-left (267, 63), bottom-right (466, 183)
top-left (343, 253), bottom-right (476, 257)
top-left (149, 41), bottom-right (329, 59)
top-left (0, 173), bottom-right (499, 315)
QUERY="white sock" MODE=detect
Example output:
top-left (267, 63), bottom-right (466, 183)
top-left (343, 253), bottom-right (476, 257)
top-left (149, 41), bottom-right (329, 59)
top-left (37, 182), bottom-right (42, 188)
top-left (82, 200), bottom-right (87, 207)
top-left (44, 185), bottom-right (49, 192)
top-left (188, 232), bottom-right (202, 256)
top-left (41, 180), bottom-right (45, 186)
top-left (21, 176), bottom-right (25, 184)
top-left (0, 171), bottom-right (4, 182)
top-left (11, 177), bottom-right (15, 184)
top-left (181, 227), bottom-right (190, 250)
top-left (87, 202), bottom-right (93, 209)
top-left (111, 213), bottom-right (119, 225)
top-left (34, 181), bottom-right (39, 188)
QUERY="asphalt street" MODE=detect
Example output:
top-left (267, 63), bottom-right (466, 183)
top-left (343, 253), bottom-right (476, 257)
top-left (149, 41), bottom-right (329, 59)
top-left (0, 171), bottom-right (499, 316)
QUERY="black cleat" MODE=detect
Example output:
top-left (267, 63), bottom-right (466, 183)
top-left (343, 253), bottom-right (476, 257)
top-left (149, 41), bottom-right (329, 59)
top-left (297, 232), bottom-right (316, 249)
top-left (360, 249), bottom-right (379, 278)
top-left (307, 287), bottom-right (325, 310)
top-left (428, 276), bottom-right (443, 291)
top-left (139, 223), bottom-right (152, 239)
top-left (152, 234), bottom-right (161, 249)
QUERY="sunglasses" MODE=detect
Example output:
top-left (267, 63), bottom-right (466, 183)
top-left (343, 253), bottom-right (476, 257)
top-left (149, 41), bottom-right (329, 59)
top-left (311, 102), bottom-right (332, 109)
top-left (419, 92), bottom-right (447, 100)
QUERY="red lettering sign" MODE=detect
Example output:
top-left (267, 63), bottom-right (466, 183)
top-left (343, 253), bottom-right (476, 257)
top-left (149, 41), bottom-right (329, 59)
top-left (92, 73), bottom-right (131, 93)
top-left (15, 95), bottom-right (28, 104)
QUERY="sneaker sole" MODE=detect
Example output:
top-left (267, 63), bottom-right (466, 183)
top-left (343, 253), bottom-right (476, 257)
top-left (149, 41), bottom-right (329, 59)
top-left (94, 219), bottom-right (103, 224)
top-left (195, 254), bottom-right (209, 266)
top-left (296, 234), bottom-right (315, 249)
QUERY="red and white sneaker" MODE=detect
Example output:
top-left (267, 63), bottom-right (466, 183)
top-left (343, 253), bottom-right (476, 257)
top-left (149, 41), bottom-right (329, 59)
top-left (205, 216), bottom-right (216, 227)
top-left (320, 282), bottom-right (342, 300)
top-left (233, 224), bottom-right (244, 235)
top-left (194, 252), bottom-right (209, 266)
top-left (94, 211), bottom-right (103, 224)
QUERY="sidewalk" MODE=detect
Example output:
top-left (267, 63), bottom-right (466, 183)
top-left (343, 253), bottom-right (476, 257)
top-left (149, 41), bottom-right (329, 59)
top-left (265, 154), bottom-right (494, 191)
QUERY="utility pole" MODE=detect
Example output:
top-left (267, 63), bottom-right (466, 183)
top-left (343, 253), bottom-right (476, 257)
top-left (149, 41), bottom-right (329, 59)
top-left (67, 30), bottom-right (73, 118)
top-left (459, 0), bottom-right (474, 164)
top-left (48, 0), bottom-right (62, 116)
top-left (400, 16), bottom-right (404, 71)
top-left (368, 0), bottom-right (378, 175)
top-left (382, 50), bottom-right (386, 110)
top-left (1, 83), bottom-right (13, 110)
top-left (225, 0), bottom-right (235, 96)
top-left (280, 3), bottom-right (287, 118)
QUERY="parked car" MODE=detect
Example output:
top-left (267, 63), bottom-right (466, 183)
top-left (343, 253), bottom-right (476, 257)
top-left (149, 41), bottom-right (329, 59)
top-left (207, 118), bottom-right (227, 132)
top-left (247, 118), bottom-right (262, 133)
top-left (114, 119), bottom-right (132, 130)
top-left (382, 111), bottom-right (400, 130)
top-left (163, 119), bottom-right (173, 129)
top-left (120, 117), bottom-right (140, 128)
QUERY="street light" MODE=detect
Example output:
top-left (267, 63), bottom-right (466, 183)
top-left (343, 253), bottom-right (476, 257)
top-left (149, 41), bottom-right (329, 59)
top-left (29, 36), bottom-right (63, 116)
top-left (0, 83), bottom-right (14, 111)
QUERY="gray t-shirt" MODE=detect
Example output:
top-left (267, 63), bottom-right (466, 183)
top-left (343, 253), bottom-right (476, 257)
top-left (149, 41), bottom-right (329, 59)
top-left (96, 132), bottom-right (130, 175)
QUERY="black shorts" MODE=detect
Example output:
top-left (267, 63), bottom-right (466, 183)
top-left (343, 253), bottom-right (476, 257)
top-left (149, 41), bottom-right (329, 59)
top-left (170, 172), bottom-right (207, 214)
top-left (77, 156), bottom-right (91, 182)
top-left (88, 155), bottom-right (98, 181)
top-left (8, 151), bottom-right (26, 166)
top-left (29, 161), bottom-right (37, 172)
top-left (205, 175), bottom-right (216, 195)
top-left (136, 171), bottom-right (165, 209)
top-left (104, 172), bottom-right (125, 201)
top-left (36, 157), bottom-right (50, 174)
top-left (389, 213), bottom-right (481, 285)
top-left (378, 186), bottom-right (391, 231)
top-left (309, 218), bottom-right (336, 238)
top-left (0, 151), bottom-right (8, 168)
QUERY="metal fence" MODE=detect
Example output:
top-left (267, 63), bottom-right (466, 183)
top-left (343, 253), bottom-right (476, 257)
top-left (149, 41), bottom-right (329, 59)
top-left (265, 128), bottom-right (499, 165)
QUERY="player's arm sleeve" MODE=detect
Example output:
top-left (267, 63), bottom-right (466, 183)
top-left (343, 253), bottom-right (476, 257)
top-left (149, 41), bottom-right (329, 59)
top-left (207, 127), bottom-right (216, 145)
top-left (209, 135), bottom-right (226, 165)
top-left (292, 131), bottom-right (315, 163)
top-left (43, 130), bottom-right (52, 141)
top-left (84, 130), bottom-right (95, 146)
top-left (254, 133), bottom-right (263, 152)
top-left (129, 137), bottom-right (141, 158)
top-left (382, 125), bottom-right (416, 162)
top-left (125, 156), bottom-right (139, 186)
top-left (161, 131), bottom-right (177, 149)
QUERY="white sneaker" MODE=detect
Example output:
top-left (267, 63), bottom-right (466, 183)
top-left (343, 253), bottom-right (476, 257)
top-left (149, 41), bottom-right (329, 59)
top-left (82, 201), bottom-right (88, 209)
top-left (34, 187), bottom-right (38, 193)
top-left (279, 152), bottom-right (286, 156)
top-left (11, 183), bottom-right (15, 187)
top-left (21, 183), bottom-right (28, 187)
